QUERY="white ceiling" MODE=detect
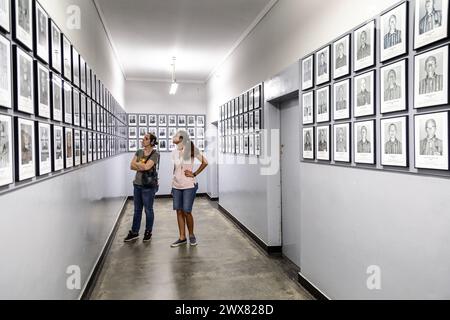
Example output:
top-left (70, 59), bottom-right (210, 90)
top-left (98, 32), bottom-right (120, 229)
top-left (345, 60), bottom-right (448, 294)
top-left (95, 0), bottom-right (275, 83)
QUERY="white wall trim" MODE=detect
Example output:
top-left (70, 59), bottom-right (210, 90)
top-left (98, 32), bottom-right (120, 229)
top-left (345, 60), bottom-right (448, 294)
top-left (205, 0), bottom-right (279, 83)
top-left (92, 0), bottom-right (127, 80)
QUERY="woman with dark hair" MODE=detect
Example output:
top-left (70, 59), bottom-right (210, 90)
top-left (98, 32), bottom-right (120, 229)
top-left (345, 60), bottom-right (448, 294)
top-left (170, 130), bottom-right (208, 247)
top-left (124, 133), bottom-right (160, 243)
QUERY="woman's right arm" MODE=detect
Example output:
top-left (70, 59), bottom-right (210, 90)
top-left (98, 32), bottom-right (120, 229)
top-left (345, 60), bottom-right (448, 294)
top-left (130, 156), bottom-right (140, 171)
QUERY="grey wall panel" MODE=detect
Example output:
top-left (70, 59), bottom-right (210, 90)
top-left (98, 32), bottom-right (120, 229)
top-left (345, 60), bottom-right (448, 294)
top-left (299, 163), bottom-right (450, 299)
top-left (0, 155), bottom-right (129, 299)
top-left (218, 154), bottom-right (268, 244)
top-left (125, 152), bottom-right (208, 196)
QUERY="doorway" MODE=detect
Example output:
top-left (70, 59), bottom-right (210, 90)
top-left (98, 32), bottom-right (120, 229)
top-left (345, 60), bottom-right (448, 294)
top-left (279, 97), bottom-right (301, 267)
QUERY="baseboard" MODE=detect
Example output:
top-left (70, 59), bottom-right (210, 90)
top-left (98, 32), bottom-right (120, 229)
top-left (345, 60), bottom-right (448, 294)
top-left (297, 272), bottom-right (330, 300)
top-left (217, 204), bottom-right (282, 255)
top-left (80, 197), bottom-right (128, 300)
top-left (206, 193), bottom-right (219, 201)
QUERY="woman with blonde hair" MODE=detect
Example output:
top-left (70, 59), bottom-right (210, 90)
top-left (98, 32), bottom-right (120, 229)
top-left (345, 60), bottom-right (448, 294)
top-left (170, 130), bottom-right (208, 247)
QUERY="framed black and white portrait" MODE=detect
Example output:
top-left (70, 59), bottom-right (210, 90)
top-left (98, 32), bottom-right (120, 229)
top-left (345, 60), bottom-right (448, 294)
top-left (138, 126), bottom-right (147, 139)
top-left (63, 82), bottom-right (72, 124)
top-left (14, 46), bottom-right (34, 114)
top-left (255, 134), bottom-right (261, 156)
top-left (381, 59), bottom-right (407, 113)
top-left (187, 127), bottom-right (195, 139)
top-left (315, 46), bottom-right (330, 85)
top-left (80, 95), bottom-right (86, 128)
top-left (333, 34), bottom-right (350, 79)
top-left (254, 87), bottom-right (261, 109)
top-left (169, 127), bottom-right (177, 139)
top-left (187, 115), bottom-right (195, 127)
top-left (13, 0), bottom-right (32, 50)
top-left (86, 64), bottom-right (91, 97)
top-left (72, 46), bottom-right (79, 88)
top-left (414, 45), bottom-right (448, 108)
top-left (249, 90), bottom-right (254, 111)
top-left (159, 114), bottom-right (167, 127)
top-left (87, 100), bottom-right (92, 129)
top-left (168, 115), bottom-right (176, 127)
top-left (243, 92), bottom-right (249, 113)
top-left (354, 20), bottom-right (375, 72)
top-left (316, 125), bottom-right (330, 161)
top-left (381, 116), bottom-right (408, 167)
top-left (62, 35), bottom-right (71, 82)
top-left (15, 117), bottom-right (35, 180)
top-left (249, 134), bottom-right (255, 156)
top-left (354, 70), bottom-right (375, 117)
top-left (316, 86), bottom-right (330, 123)
top-left (138, 114), bottom-right (147, 126)
top-left (37, 121), bottom-right (51, 175)
top-left (254, 110), bottom-right (261, 132)
top-left (128, 114), bottom-right (137, 126)
top-left (0, 114), bottom-right (13, 186)
top-left (80, 56), bottom-right (86, 92)
top-left (73, 88), bottom-right (80, 127)
top-left (36, 62), bottom-right (50, 119)
top-left (243, 113), bottom-right (249, 134)
top-left (0, 0), bottom-right (10, 32)
top-left (178, 115), bottom-right (186, 127)
top-left (81, 130), bottom-right (87, 164)
top-left (35, 2), bottom-right (48, 63)
top-left (249, 112), bottom-right (254, 133)
top-left (49, 21), bottom-right (61, 73)
top-left (333, 79), bottom-right (350, 120)
top-left (334, 123), bottom-right (351, 163)
top-left (87, 131), bottom-right (93, 162)
top-left (148, 127), bottom-right (157, 137)
top-left (302, 91), bottom-right (314, 125)
top-left (354, 120), bottom-right (375, 164)
top-left (414, 111), bottom-right (449, 170)
top-left (52, 124), bottom-right (63, 171)
top-left (380, 2), bottom-right (408, 62)
top-left (128, 139), bottom-right (137, 152)
top-left (197, 139), bottom-right (205, 151)
top-left (148, 114), bottom-right (157, 126)
top-left (74, 130), bottom-right (80, 166)
top-left (197, 127), bottom-right (204, 139)
top-left (414, 0), bottom-right (449, 49)
top-left (302, 55), bottom-right (314, 90)
top-left (302, 127), bottom-right (314, 160)
top-left (158, 139), bottom-right (167, 152)
top-left (159, 127), bottom-right (167, 139)
top-left (197, 115), bottom-right (205, 127)
top-left (51, 74), bottom-right (62, 121)
top-left (0, 34), bottom-right (12, 109)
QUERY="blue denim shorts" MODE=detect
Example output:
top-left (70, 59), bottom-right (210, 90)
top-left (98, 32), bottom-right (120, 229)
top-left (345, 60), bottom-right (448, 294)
top-left (172, 183), bottom-right (199, 213)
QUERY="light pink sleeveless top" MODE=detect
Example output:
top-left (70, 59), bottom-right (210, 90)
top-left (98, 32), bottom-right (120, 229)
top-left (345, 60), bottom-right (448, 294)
top-left (172, 149), bottom-right (196, 190)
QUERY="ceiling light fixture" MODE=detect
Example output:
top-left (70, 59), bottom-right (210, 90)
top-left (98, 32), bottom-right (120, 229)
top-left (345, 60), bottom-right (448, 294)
top-left (169, 57), bottom-right (178, 95)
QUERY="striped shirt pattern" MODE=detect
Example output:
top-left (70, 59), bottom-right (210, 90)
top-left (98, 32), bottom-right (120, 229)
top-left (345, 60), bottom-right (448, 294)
top-left (419, 74), bottom-right (443, 94)
top-left (384, 30), bottom-right (402, 49)
top-left (385, 139), bottom-right (402, 154)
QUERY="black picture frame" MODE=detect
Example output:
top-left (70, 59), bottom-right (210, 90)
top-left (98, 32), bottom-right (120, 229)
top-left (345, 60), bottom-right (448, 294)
top-left (61, 34), bottom-right (71, 82)
top-left (0, 33), bottom-right (12, 109)
top-left (0, 0), bottom-right (11, 33)
top-left (51, 124), bottom-right (63, 171)
top-left (50, 72), bottom-right (62, 121)
top-left (14, 116), bottom-right (35, 181)
top-left (0, 114), bottom-right (13, 187)
top-left (12, 0), bottom-right (33, 51)
top-left (33, 1), bottom-right (49, 64)
top-left (49, 19), bottom-right (61, 74)
top-left (13, 44), bottom-right (34, 115)
top-left (34, 60), bottom-right (50, 119)
top-left (380, 115), bottom-right (409, 168)
top-left (72, 46), bottom-right (79, 88)
top-left (35, 121), bottom-right (51, 176)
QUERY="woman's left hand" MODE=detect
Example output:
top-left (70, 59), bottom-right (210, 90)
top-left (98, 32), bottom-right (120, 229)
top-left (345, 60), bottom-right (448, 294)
top-left (184, 170), bottom-right (195, 178)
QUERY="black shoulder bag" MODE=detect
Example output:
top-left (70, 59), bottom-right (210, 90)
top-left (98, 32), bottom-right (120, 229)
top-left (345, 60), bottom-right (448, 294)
top-left (141, 150), bottom-right (159, 189)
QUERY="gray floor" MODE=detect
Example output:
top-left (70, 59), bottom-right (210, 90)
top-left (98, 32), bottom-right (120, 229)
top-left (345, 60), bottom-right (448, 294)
top-left (90, 197), bottom-right (313, 300)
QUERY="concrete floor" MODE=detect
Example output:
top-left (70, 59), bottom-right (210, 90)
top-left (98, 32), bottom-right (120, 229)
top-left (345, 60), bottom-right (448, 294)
top-left (90, 197), bottom-right (313, 300)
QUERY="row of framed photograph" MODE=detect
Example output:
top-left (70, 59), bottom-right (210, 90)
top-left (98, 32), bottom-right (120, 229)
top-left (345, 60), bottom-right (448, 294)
top-left (128, 138), bottom-right (205, 153)
top-left (220, 84), bottom-right (262, 121)
top-left (129, 127), bottom-right (205, 143)
top-left (0, 0), bottom-right (127, 125)
top-left (220, 109), bottom-right (261, 137)
top-left (220, 133), bottom-right (261, 156)
top-left (302, 111), bottom-right (449, 171)
top-left (128, 114), bottom-right (206, 128)
top-left (302, 0), bottom-right (448, 91)
top-left (303, 43), bottom-right (449, 125)
top-left (302, 0), bottom-right (449, 90)
top-left (0, 114), bottom-right (128, 188)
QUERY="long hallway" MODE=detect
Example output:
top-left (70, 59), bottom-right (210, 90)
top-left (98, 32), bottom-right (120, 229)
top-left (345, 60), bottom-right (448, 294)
top-left (90, 198), bottom-right (312, 300)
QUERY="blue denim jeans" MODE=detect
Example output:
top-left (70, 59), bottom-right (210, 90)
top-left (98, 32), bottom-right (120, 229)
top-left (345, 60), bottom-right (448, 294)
top-left (132, 185), bottom-right (158, 234)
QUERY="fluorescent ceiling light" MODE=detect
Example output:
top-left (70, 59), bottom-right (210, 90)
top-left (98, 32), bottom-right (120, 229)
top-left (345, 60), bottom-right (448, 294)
top-left (169, 82), bottom-right (179, 95)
